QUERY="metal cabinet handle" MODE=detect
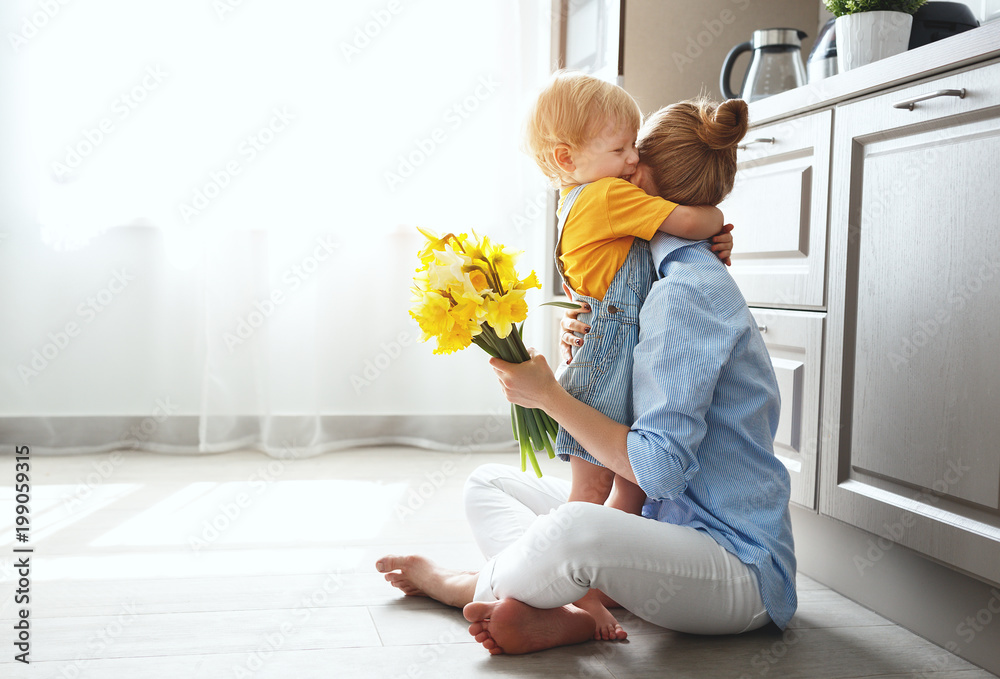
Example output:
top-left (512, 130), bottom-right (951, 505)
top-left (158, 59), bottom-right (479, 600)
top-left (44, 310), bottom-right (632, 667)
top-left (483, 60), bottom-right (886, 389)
top-left (737, 137), bottom-right (775, 151)
top-left (757, 324), bottom-right (767, 334)
top-left (892, 88), bottom-right (966, 111)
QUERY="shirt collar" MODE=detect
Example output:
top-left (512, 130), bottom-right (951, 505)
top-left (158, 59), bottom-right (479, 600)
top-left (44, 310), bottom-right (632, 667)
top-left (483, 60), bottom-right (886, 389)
top-left (650, 232), bottom-right (698, 273)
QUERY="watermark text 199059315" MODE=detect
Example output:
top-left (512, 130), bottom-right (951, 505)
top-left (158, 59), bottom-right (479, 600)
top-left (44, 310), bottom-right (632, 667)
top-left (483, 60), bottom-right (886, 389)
top-left (13, 445), bottom-right (33, 665)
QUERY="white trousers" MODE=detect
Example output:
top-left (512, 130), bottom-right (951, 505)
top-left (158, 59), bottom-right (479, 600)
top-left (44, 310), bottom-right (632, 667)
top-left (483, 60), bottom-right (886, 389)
top-left (464, 463), bottom-right (771, 635)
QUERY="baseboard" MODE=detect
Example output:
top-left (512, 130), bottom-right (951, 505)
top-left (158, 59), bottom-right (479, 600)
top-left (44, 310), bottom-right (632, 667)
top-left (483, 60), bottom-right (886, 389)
top-left (0, 413), bottom-right (518, 455)
top-left (791, 505), bottom-right (1000, 676)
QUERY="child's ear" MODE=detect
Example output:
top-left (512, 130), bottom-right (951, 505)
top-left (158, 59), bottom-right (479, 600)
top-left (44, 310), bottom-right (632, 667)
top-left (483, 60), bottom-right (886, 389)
top-left (553, 144), bottom-right (575, 173)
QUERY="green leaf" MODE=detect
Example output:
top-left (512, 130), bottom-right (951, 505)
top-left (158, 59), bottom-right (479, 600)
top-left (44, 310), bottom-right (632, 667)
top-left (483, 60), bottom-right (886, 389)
top-left (539, 301), bottom-right (584, 310)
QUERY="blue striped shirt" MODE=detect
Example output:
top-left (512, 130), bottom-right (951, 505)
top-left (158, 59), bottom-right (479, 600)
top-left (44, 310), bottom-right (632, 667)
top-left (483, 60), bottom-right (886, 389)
top-left (627, 233), bottom-right (797, 629)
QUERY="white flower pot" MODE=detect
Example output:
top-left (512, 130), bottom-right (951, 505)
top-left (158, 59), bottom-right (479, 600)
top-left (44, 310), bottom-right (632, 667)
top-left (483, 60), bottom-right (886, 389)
top-left (835, 11), bottom-right (913, 72)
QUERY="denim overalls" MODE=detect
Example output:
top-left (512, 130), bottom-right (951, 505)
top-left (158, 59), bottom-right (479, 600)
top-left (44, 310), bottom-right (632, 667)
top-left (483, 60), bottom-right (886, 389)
top-left (554, 183), bottom-right (655, 465)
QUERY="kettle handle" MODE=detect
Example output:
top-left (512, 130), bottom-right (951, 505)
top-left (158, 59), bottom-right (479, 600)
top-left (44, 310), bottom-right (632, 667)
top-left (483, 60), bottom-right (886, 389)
top-left (720, 41), bottom-right (752, 100)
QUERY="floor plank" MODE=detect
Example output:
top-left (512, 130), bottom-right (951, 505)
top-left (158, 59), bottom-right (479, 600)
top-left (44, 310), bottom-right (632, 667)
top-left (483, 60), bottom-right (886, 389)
top-left (0, 447), bottom-right (994, 679)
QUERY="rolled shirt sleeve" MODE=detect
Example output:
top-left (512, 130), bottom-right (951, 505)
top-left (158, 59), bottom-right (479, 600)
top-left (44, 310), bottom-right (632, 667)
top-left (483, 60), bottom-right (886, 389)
top-left (626, 269), bottom-right (741, 501)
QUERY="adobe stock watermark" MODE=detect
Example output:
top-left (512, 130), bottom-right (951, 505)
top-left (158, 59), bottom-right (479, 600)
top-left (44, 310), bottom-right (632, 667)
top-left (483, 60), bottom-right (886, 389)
top-left (393, 407), bottom-right (507, 520)
top-left (351, 331), bottom-right (414, 395)
top-left (673, 0), bottom-right (751, 73)
top-left (58, 601), bottom-right (138, 679)
top-left (383, 75), bottom-right (500, 192)
top-left (178, 106), bottom-right (295, 224)
top-left (392, 629), bottom-right (463, 679)
top-left (955, 588), bottom-right (1000, 645)
top-left (50, 65), bottom-right (167, 181)
top-left (18, 269), bottom-right (135, 384)
top-left (189, 440), bottom-right (300, 552)
top-left (340, 0), bottom-right (404, 63)
top-left (61, 397), bottom-right (179, 512)
top-left (7, 0), bottom-right (72, 52)
top-left (853, 457), bottom-right (971, 575)
top-left (510, 187), bottom-right (551, 234)
top-left (229, 567), bottom-right (346, 678)
top-left (738, 627), bottom-right (805, 678)
top-left (222, 235), bottom-right (340, 353)
top-left (213, 0), bottom-right (248, 21)
top-left (888, 257), bottom-right (1000, 371)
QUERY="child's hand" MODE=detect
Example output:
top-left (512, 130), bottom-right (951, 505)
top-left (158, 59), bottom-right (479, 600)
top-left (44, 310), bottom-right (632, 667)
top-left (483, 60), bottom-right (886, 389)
top-left (560, 303), bottom-right (591, 364)
top-left (711, 223), bottom-right (735, 266)
top-left (559, 282), bottom-right (590, 364)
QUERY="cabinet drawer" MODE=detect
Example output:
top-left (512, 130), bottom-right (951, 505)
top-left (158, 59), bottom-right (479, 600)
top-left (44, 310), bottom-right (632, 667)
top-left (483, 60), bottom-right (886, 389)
top-left (721, 109), bottom-right (832, 309)
top-left (848, 58), bottom-right (1000, 130)
top-left (750, 308), bottom-right (825, 510)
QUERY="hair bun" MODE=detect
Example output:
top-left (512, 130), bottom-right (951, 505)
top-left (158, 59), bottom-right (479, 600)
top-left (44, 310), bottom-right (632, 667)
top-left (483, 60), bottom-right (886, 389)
top-left (698, 98), bottom-right (748, 151)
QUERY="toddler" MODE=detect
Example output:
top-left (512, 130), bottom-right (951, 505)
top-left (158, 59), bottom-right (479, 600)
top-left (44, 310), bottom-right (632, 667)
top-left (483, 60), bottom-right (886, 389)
top-left (523, 71), bottom-right (737, 639)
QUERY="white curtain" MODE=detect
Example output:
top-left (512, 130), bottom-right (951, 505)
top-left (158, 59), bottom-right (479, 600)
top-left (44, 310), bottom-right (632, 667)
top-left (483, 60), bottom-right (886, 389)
top-left (0, 0), bottom-right (554, 456)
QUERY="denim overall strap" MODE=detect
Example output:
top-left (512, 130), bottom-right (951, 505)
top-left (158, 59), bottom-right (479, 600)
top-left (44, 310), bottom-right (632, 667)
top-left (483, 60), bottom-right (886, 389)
top-left (553, 183), bottom-right (589, 289)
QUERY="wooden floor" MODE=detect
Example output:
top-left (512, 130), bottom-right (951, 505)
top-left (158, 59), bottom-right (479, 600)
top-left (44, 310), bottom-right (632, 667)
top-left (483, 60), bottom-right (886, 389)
top-left (1, 447), bottom-right (996, 679)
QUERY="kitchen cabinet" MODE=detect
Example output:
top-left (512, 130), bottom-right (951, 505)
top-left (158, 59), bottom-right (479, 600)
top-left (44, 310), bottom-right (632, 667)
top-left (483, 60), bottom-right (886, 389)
top-left (719, 109), bottom-right (832, 509)
top-left (723, 110), bottom-right (832, 310)
top-left (820, 58), bottom-right (1000, 585)
top-left (750, 308), bottom-right (825, 509)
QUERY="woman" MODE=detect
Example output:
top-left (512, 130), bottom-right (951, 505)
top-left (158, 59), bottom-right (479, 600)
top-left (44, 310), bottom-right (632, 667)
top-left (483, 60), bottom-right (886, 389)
top-left (376, 98), bottom-right (796, 655)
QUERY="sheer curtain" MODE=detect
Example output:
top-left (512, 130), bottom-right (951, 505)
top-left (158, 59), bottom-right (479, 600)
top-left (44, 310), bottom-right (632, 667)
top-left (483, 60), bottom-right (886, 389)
top-left (0, 0), bottom-right (554, 456)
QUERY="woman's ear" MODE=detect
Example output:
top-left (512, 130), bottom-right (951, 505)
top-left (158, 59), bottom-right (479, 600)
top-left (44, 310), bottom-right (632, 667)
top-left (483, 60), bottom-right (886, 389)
top-left (552, 144), bottom-right (575, 173)
top-left (630, 163), bottom-right (658, 196)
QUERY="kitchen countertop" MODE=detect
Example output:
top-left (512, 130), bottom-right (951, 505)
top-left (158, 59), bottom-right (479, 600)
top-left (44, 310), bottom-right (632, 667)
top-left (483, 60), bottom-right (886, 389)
top-left (748, 20), bottom-right (1000, 125)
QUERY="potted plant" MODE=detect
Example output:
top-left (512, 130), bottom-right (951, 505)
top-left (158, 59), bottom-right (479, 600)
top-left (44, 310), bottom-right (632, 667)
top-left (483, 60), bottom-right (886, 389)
top-left (825, 0), bottom-right (928, 71)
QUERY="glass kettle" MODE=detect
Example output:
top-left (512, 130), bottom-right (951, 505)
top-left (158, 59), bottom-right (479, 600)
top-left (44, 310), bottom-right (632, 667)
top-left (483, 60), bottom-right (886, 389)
top-left (720, 28), bottom-right (807, 102)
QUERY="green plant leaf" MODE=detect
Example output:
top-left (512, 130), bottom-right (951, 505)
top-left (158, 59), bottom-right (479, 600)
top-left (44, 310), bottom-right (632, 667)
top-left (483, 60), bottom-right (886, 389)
top-left (539, 301), bottom-right (584, 310)
top-left (825, 0), bottom-right (926, 16)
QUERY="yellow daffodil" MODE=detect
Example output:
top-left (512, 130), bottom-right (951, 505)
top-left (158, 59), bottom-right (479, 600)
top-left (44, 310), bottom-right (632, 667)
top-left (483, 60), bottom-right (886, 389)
top-left (416, 227), bottom-right (453, 267)
top-left (484, 239), bottom-right (523, 292)
top-left (514, 271), bottom-right (541, 291)
top-left (409, 291), bottom-right (454, 341)
top-left (483, 289), bottom-right (528, 339)
top-left (410, 227), bottom-right (559, 477)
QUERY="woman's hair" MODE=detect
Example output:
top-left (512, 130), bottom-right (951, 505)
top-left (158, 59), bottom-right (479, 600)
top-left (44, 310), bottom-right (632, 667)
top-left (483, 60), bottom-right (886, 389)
top-left (524, 71), bottom-right (642, 185)
top-left (636, 98), bottom-right (748, 206)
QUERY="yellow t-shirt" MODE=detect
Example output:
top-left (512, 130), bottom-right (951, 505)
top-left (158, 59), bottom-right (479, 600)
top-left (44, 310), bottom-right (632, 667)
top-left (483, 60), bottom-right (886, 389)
top-left (558, 177), bottom-right (678, 300)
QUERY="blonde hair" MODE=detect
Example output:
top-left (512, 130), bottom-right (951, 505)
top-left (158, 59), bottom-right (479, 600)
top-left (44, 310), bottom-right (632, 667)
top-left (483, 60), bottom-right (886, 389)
top-left (636, 98), bottom-right (748, 206)
top-left (524, 71), bottom-right (642, 185)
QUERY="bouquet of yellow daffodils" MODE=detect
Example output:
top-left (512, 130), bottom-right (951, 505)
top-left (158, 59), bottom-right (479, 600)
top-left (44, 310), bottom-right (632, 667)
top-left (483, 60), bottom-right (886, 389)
top-left (409, 227), bottom-right (569, 477)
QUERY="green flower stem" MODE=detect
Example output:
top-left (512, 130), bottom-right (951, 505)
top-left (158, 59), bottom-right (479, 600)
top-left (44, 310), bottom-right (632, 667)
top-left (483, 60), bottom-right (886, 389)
top-left (523, 404), bottom-right (544, 453)
top-left (508, 323), bottom-right (532, 362)
top-left (517, 406), bottom-right (543, 477)
top-left (528, 408), bottom-right (552, 451)
top-left (477, 323), bottom-right (554, 477)
top-left (471, 336), bottom-right (500, 359)
top-left (515, 405), bottom-right (530, 472)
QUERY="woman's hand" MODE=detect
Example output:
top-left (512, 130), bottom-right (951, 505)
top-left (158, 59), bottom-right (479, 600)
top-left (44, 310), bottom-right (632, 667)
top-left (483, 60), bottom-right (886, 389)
top-left (711, 223), bottom-right (735, 266)
top-left (490, 352), bottom-right (561, 411)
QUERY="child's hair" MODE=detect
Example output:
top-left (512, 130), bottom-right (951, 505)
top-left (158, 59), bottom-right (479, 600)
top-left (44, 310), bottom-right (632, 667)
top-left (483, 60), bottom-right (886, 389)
top-left (524, 71), bottom-right (643, 185)
top-left (636, 97), bottom-right (748, 206)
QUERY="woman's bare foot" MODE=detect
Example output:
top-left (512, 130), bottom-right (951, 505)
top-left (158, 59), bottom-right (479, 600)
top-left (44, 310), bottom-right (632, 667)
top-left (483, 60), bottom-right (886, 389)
top-left (375, 554), bottom-right (478, 609)
top-left (463, 599), bottom-right (596, 655)
top-left (574, 590), bottom-right (627, 640)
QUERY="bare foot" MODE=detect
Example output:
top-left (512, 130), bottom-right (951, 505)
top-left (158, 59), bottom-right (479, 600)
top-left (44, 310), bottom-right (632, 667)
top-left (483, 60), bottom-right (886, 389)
top-left (375, 554), bottom-right (478, 609)
top-left (575, 590), bottom-right (627, 640)
top-left (463, 599), bottom-right (596, 655)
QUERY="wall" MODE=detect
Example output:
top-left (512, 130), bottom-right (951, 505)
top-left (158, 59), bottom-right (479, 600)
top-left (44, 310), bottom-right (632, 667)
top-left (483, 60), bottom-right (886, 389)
top-left (623, 0), bottom-right (821, 112)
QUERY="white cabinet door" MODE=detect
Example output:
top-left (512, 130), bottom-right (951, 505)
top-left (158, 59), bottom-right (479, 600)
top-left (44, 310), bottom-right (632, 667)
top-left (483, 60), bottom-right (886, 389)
top-left (720, 109), bottom-right (832, 310)
top-left (751, 308), bottom-right (825, 510)
top-left (821, 59), bottom-right (1000, 585)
